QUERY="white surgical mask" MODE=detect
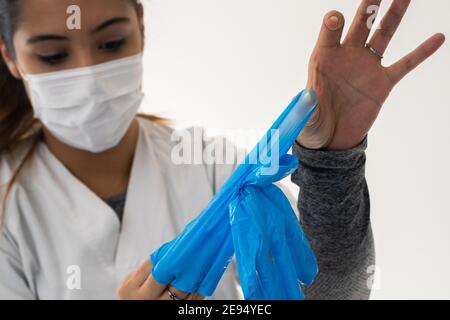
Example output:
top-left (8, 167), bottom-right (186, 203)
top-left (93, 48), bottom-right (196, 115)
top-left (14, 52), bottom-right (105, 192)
top-left (23, 53), bottom-right (144, 153)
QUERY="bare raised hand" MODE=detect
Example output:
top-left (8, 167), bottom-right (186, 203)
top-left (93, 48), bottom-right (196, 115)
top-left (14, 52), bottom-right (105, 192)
top-left (298, 0), bottom-right (445, 150)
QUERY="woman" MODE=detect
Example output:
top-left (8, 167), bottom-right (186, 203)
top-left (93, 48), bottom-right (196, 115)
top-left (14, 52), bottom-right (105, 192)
top-left (0, 0), bottom-right (444, 300)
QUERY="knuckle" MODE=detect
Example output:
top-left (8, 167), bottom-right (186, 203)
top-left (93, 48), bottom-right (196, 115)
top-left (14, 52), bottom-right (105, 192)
top-left (309, 51), bottom-right (332, 73)
top-left (309, 51), bottom-right (322, 67)
top-left (356, 9), bottom-right (368, 25)
top-left (389, 6), bottom-right (404, 22)
top-left (404, 56), bottom-right (414, 71)
top-left (378, 27), bottom-right (395, 39)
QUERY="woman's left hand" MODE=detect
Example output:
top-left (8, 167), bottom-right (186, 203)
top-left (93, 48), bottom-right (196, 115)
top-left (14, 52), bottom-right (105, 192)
top-left (298, 0), bottom-right (445, 150)
top-left (117, 259), bottom-right (204, 300)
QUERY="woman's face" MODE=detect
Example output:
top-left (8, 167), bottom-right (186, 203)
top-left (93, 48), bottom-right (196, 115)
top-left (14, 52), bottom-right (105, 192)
top-left (6, 0), bottom-right (144, 77)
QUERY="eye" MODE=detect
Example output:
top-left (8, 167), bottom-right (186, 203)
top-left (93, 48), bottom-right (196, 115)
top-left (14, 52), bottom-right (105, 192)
top-left (99, 38), bottom-right (126, 52)
top-left (37, 52), bottom-right (69, 65)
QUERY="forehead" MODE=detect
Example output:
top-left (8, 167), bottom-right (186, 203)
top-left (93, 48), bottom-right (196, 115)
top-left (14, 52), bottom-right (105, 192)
top-left (15, 0), bottom-right (135, 33)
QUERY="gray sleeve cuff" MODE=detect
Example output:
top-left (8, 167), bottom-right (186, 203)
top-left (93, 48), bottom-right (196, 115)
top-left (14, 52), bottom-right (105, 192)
top-left (292, 137), bottom-right (368, 171)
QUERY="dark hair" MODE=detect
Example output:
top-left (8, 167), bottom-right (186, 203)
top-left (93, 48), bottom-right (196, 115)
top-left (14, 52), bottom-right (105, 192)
top-left (0, 0), bottom-right (157, 223)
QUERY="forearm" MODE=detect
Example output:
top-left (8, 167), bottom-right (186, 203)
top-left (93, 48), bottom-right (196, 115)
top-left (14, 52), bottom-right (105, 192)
top-left (291, 137), bottom-right (375, 300)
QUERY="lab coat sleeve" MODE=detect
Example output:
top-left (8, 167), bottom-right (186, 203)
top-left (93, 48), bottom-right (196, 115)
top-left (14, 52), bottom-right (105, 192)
top-left (0, 146), bottom-right (35, 299)
top-left (207, 135), bottom-right (243, 195)
top-left (0, 226), bottom-right (35, 300)
top-left (291, 137), bottom-right (375, 300)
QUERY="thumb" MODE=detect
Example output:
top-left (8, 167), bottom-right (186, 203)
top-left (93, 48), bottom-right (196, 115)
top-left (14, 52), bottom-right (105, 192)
top-left (315, 11), bottom-right (345, 48)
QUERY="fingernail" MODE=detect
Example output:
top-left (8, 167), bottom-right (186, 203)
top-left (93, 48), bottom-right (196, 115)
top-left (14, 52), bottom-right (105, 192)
top-left (326, 15), bottom-right (340, 30)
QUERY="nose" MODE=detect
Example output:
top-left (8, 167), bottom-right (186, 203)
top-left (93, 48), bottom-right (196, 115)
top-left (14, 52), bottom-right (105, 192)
top-left (72, 45), bottom-right (108, 68)
top-left (75, 51), bottom-right (99, 68)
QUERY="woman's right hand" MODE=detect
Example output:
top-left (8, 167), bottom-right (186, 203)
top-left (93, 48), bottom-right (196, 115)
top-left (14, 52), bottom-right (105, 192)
top-left (116, 259), bottom-right (205, 300)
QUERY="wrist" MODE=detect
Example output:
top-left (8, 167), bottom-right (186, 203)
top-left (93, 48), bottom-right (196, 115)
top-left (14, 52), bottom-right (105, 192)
top-left (324, 135), bottom-right (368, 151)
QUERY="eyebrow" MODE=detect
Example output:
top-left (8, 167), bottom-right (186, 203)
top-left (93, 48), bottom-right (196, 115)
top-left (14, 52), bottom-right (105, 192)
top-left (26, 17), bottom-right (131, 44)
top-left (27, 34), bottom-right (69, 44)
top-left (91, 17), bottom-right (130, 34)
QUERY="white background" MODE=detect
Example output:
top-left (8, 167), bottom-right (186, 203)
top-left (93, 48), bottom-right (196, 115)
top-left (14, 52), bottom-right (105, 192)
top-left (140, 0), bottom-right (450, 299)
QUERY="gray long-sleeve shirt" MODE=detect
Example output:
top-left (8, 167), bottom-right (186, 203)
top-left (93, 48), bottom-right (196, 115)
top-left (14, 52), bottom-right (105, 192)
top-left (291, 137), bottom-right (375, 300)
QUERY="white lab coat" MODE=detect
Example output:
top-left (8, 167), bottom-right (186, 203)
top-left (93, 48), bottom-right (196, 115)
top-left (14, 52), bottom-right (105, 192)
top-left (0, 117), bottom-right (243, 300)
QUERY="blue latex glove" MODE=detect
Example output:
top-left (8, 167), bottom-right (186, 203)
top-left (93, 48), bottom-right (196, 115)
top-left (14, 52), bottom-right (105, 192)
top-left (229, 154), bottom-right (317, 299)
top-left (150, 89), bottom-right (319, 299)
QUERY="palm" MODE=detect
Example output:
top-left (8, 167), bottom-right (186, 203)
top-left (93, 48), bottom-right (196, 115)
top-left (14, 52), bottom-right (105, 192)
top-left (298, 0), bottom-right (445, 150)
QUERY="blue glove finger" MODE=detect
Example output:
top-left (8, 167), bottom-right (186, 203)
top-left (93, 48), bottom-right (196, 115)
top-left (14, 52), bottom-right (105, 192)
top-left (270, 221), bottom-right (305, 300)
top-left (196, 232), bottom-right (234, 297)
top-left (261, 182), bottom-right (318, 285)
top-left (257, 185), bottom-right (304, 299)
top-left (229, 190), bottom-right (263, 299)
top-left (151, 207), bottom-right (234, 294)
